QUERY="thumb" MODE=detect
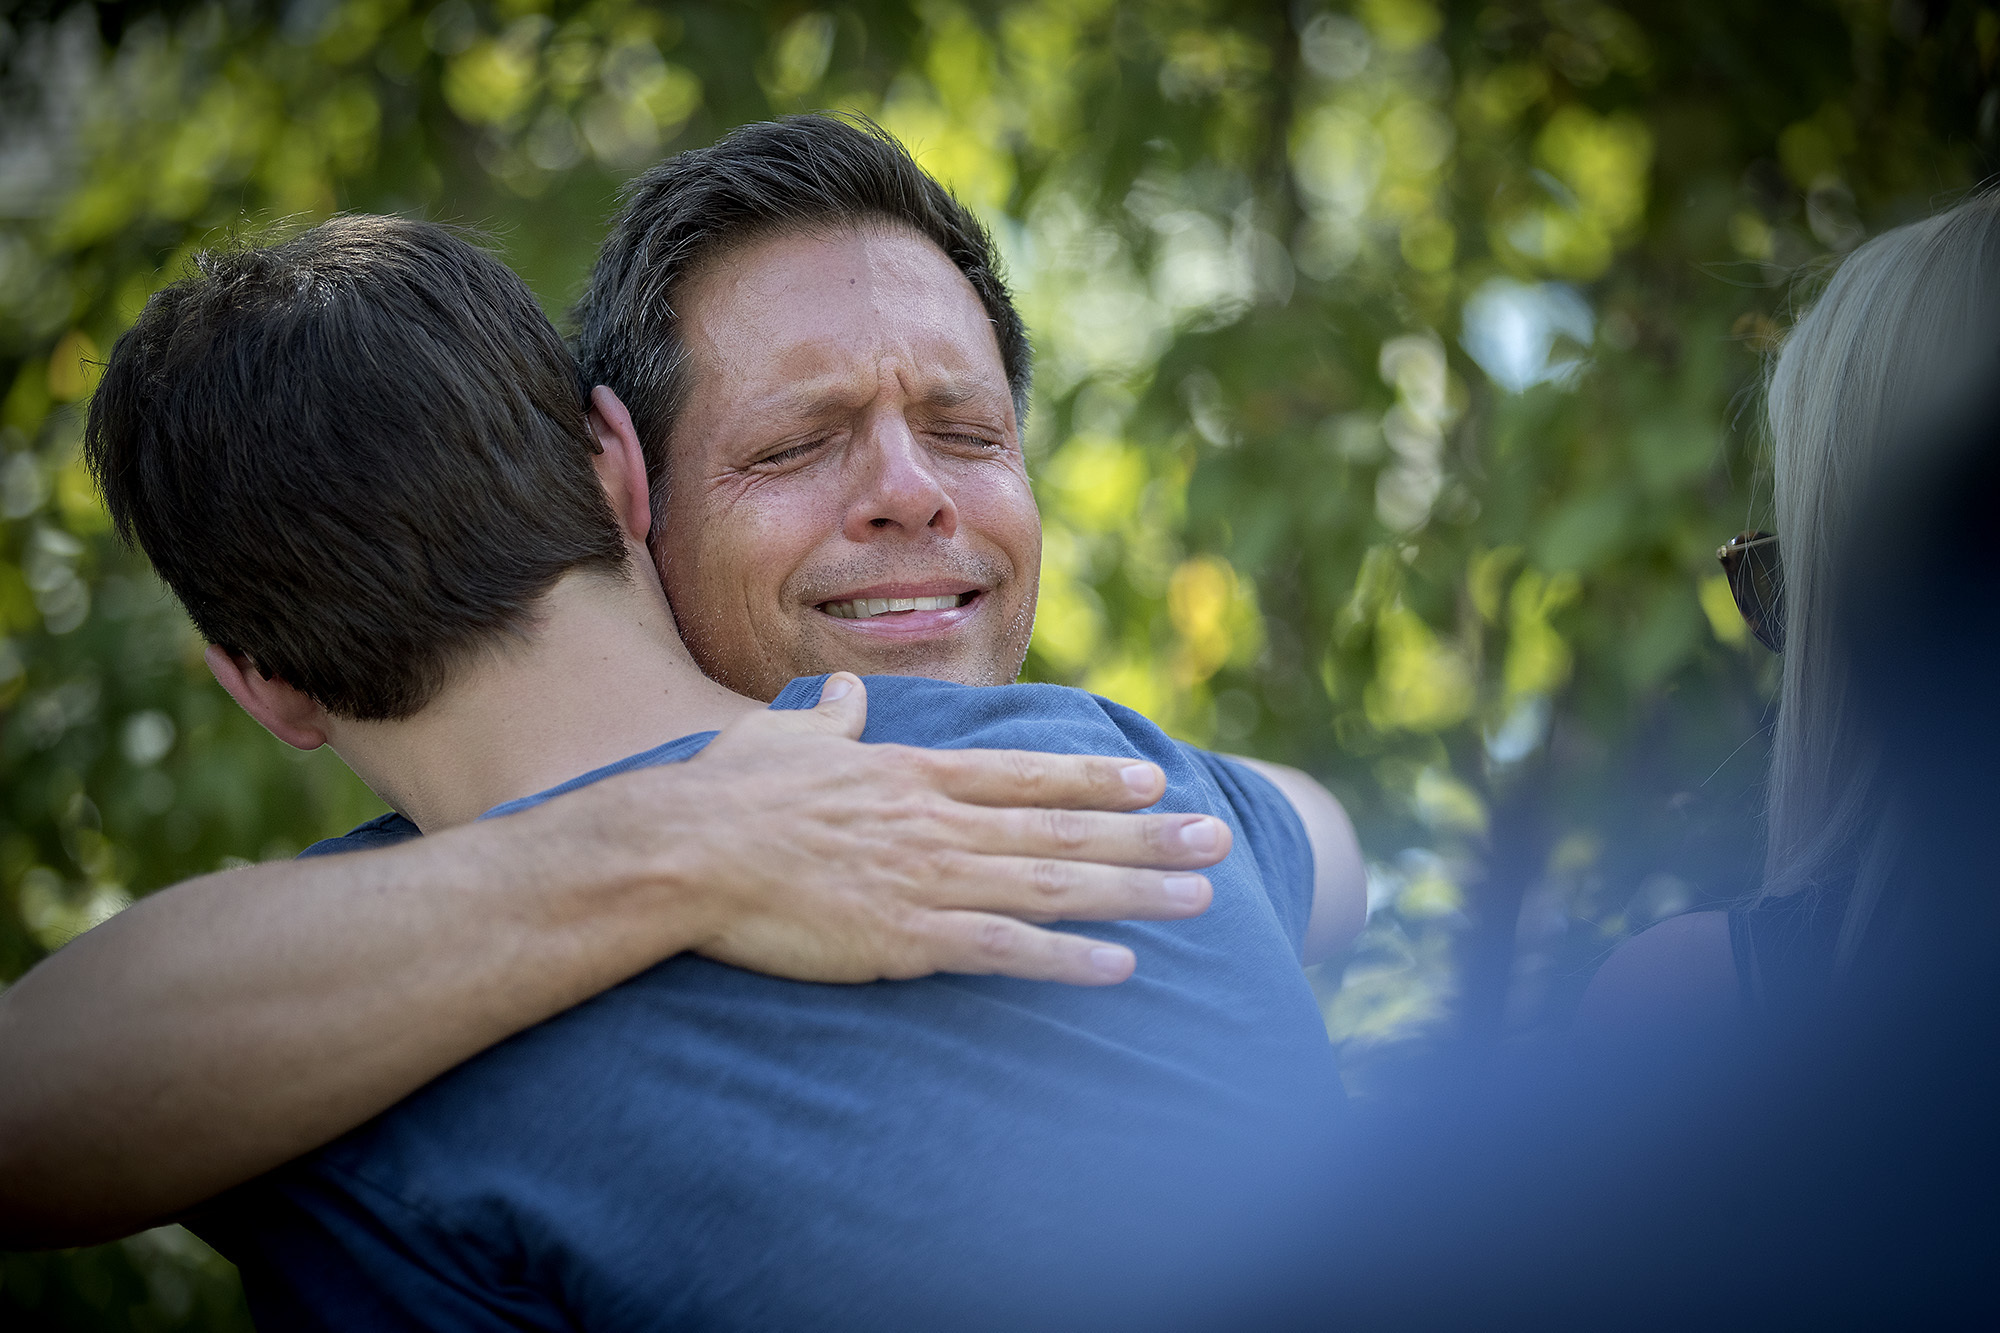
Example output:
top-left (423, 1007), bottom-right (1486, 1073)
top-left (704, 674), bottom-right (868, 758)
top-left (799, 672), bottom-right (866, 739)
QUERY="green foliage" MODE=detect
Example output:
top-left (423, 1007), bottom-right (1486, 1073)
top-left (2, 1), bottom-right (1995, 1325)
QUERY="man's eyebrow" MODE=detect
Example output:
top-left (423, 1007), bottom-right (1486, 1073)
top-left (747, 376), bottom-right (1002, 420)
top-left (916, 381), bottom-right (980, 410)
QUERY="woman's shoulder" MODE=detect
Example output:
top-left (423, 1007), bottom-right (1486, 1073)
top-left (1575, 910), bottom-right (1740, 1041)
top-left (1578, 887), bottom-right (1853, 1042)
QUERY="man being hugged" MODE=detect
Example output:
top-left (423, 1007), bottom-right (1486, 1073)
top-left (85, 216), bottom-right (1346, 1328)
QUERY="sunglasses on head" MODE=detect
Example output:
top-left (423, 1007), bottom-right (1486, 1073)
top-left (1716, 531), bottom-right (1784, 653)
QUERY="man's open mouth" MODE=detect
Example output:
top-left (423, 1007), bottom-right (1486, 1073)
top-left (819, 592), bottom-right (978, 620)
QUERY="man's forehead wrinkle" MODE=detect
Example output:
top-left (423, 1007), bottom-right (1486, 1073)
top-left (705, 326), bottom-right (996, 414)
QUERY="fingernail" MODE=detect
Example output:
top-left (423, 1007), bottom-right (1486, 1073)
top-left (820, 675), bottom-right (852, 703)
top-left (1163, 875), bottom-right (1205, 906)
top-left (1090, 946), bottom-right (1132, 979)
top-left (1119, 764), bottom-right (1156, 796)
top-left (1180, 818), bottom-right (1219, 852)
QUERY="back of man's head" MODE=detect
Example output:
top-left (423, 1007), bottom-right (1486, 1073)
top-left (572, 113), bottom-right (1031, 513)
top-left (86, 215), bottom-right (628, 722)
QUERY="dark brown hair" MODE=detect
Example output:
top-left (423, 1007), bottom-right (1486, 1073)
top-left (86, 215), bottom-right (628, 721)
top-left (573, 113), bottom-right (1031, 517)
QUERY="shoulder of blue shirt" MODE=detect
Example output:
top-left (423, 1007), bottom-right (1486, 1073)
top-left (293, 674), bottom-right (1317, 950)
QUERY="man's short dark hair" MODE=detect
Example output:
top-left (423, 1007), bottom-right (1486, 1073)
top-left (572, 114), bottom-right (1032, 517)
top-left (86, 215), bottom-right (628, 721)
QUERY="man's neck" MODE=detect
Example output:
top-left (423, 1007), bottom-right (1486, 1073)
top-left (324, 568), bottom-right (758, 832)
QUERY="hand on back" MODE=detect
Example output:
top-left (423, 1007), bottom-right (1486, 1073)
top-left (567, 675), bottom-right (1226, 987)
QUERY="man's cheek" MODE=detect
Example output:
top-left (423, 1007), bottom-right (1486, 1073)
top-left (956, 476), bottom-right (1037, 539)
top-left (720, 529), bottom-right (805, 643)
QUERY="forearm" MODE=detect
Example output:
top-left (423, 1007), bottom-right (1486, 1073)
top-left (0, 793), bottom-right (710, 1248)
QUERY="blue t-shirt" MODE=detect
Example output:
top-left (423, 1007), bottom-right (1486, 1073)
top-left (201, 676), bottom-right (1341, 1331)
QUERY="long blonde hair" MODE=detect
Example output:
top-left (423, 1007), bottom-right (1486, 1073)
top-left (1763, 190), bottom-right (2000, 951)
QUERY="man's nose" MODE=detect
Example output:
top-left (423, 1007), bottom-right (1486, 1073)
top-left (843, 415), bottom-right (958, 540)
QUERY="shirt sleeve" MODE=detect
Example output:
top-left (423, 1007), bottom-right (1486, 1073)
top-left (197, 1163), bottom-right (568, 1333)
top-left (1178, 746), bottom-right (1317, 959)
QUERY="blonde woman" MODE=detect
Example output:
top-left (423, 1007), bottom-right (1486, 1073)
top-left (1584, 189), bottom-right (2000, 1032)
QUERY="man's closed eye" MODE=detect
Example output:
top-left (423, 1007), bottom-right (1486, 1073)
top-left (755, 438), bottom-right (831, 469)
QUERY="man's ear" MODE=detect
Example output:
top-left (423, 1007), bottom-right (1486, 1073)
top-left (587, 386), bottom-right (653, 545)
top-left (204, 645), bottom-right (331, 751)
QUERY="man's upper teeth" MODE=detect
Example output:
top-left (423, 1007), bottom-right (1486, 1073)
top-left (825, 595), bottom-right (961, 619)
